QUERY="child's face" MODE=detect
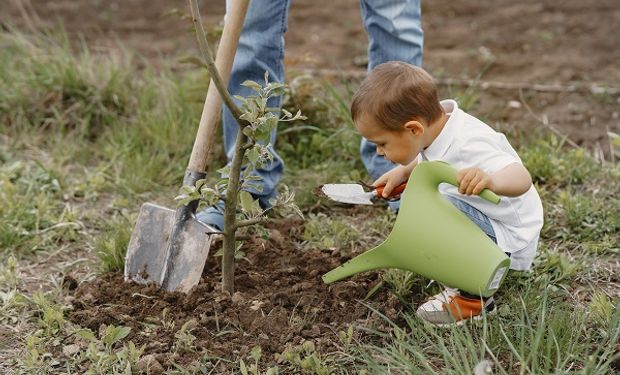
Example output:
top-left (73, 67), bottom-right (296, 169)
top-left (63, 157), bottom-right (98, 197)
top-left (355, 115), bottom-right (425, 165)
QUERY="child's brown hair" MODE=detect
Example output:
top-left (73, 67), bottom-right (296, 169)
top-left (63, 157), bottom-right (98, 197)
top-left (351, 62), bottom-right (443, 130)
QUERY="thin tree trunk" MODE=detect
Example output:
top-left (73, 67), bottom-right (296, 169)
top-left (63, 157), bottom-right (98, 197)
top-left (188, 0), bottom-right (250, 294)
top-left (222, 127), bottom-right (246, 294)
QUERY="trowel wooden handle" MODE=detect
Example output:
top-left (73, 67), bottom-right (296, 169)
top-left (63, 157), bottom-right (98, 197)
top-left (187, 0), bottom-right (250, 173)
top-left (375, 183), bottom-right (408, 199)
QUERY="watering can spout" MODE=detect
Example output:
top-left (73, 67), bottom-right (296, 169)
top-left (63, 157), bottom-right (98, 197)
top-left (322, 246), bottom-right (393, 283)
top-left (322, 161), bottom-right (510, 297)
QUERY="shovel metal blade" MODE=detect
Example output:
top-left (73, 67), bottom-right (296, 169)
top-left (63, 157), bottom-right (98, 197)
top-left (124, 202), bottom-right (215, 293)
top-left (320, 184), bottom-right (375, 205)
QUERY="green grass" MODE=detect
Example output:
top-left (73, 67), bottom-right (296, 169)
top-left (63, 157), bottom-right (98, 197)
top-left (281, 77), bottom-right (361, 170)
top-left (94, 216), bottom-right (133, 273)
top-left (0, 154), bottom-right (82, 256)
top-left (0, 29), bottom-right (213, 260)
top-left (346, 291), bottom-right (619, 374)
top-left (0, 30), bottom-right (213, 197)
top-left (1, 29), bottom-right (618, 373)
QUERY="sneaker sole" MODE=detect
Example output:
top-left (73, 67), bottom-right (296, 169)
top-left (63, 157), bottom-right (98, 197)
top-left (432, 307), bottom-right (497, 328)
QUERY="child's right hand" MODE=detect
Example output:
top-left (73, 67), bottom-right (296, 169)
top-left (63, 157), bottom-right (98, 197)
top-left (372, 163), bottom-right (415, 198)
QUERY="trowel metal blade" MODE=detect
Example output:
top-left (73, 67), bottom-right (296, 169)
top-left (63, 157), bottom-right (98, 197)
top-left (320, 184), bottom-right (375, 205)
top-left (124, 203), bottom-right (217, 293)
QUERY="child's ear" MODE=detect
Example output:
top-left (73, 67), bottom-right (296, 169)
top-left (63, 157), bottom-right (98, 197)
top-left (404, 120), bottom-right (425, 136)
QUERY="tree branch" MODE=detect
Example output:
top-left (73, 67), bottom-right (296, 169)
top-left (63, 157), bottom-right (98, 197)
top-left (235, 216), bottom-right (267, 230)
top-left (241, 141), bottom-right (255, 151)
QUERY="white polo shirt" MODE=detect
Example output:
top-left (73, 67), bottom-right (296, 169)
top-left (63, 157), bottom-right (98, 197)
top-left (417, 100), bottom-right (544, 271)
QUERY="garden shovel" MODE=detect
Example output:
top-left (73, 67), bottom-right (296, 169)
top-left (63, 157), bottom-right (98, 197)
top-left (319, 182), bottom-right (407, 205)
top-left (124, 0), bottom-right (250, 293)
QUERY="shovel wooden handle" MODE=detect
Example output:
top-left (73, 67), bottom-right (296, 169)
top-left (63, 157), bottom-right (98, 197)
top-left (375, 182), bottom-right (408, 199)
top-left (187, 0), bottom-right (250, 173)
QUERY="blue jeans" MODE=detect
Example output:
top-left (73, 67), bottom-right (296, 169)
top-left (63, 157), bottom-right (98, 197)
top-left (445, 195), bottom-right (497, 243)
top-left (222, 0), bottom-right (423, 207)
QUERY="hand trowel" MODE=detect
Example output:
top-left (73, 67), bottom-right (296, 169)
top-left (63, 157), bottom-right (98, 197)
top-left (319, 182), bottom-right (408, 205)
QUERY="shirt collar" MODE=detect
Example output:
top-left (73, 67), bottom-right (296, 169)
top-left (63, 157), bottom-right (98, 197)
top-left (421, 99), bottom-right (459, 160)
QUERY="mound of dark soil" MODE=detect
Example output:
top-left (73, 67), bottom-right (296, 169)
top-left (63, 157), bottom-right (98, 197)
top-left (69, 218), bottom-right (403, 370)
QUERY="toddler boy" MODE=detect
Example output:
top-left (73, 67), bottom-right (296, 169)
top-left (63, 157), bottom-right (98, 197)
top-left (350, 62), bottom-right (544, 326)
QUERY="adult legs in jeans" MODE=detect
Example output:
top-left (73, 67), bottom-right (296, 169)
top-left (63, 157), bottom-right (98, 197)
top-left (359, 0), bottom-right (423, 211)
top-left (198, 0), bottom-right (423, 229)
top-left (196, 0), bottom-right (291, 230)
top-left (222, 0), bottom-right (290, 206)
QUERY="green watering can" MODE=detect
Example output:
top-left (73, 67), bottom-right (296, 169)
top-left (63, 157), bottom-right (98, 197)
top-left (322, 161), bottom-right (511, 297)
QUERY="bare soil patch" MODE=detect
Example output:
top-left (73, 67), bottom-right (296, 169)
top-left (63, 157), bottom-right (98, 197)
top-left (69, 218), bottom-right (404, 369)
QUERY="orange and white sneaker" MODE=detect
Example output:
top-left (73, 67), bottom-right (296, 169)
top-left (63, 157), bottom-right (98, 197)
top-left (416, 287), bottom-right (496, 327)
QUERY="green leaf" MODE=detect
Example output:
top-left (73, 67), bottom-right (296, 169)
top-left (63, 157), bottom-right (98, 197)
top-left (254, 127), bottom-right (271, 144)
top-left (246, 146), bottom-right (260, 166)
top-left (178, 185), bottom-right (196, 195)
top-left (239, 191), bottom-right (255, 213)
top-left (174, 196), bottom-right (194, 207)
top-left (241, 80), bottom-right (262, 93)
top-left (216, 179), bottom-right (229, 190)
top-left (269, 87), bottom-right (286, 97)
top-left (242, 127), bottom-right (254, 138)
top-left (292, 109), bottom-right (307, 121)
top-left (242, 182), bottom-right (264, 193)
top-left (234, 250), bottom-right (246, 261)
top-left (264, 116), bottom-right (278, 132)
top-left (239, 359), bottom-right (248, 375)
top-left (75, 328), bottom-right (96, 342)
top-left (266, 81), bottom-right (285, 88)
top-left (250, 345), bottom-right (262, 362)
top-left (259, 97), bottom-right (268, 112)
top-left (218, 166), bottom-right (231, 178)
top-left (102, 325), bottom-right (131, 347)
top-left (194, 178), bottom-right (207, 190)
top-left (240, 111), bottom-right (257, 124)
top-left (609, 132), bottom-right (620, 158)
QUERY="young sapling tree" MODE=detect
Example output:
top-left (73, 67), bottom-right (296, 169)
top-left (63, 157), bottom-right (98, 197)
top-left (177, 0), bottom-right (304, 294)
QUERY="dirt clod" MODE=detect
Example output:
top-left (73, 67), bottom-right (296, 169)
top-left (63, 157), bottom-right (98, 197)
top-left (61, 275), bottom-right (78, 291)
top-left (62, 344), bottom-right (80, 358)
top-left (137, 354), bottom-right (164, 375)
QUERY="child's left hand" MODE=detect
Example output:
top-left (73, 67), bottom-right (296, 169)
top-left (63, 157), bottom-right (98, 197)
top-left (456, 167), bottom-right (494, 195)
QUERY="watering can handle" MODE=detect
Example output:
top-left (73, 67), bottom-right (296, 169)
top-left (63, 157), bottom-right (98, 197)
top-left (420, 161), bottom-right (501, 205)
top-left (475, 187), bottom-right (500, 204)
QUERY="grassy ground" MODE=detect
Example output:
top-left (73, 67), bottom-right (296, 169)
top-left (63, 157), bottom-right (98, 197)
top-left (1, 30), bottom-right (618, 374)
